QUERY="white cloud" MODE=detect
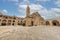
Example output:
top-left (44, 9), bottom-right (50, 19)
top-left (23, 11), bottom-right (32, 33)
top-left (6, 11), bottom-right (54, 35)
top-left (19, 4), bottom-right (44, 13)
top-left (23, 0), bottom-right (50, 2)
top-left (45, 8), bottom-right (60, 18)
top-left (18, 4), bottom-right (60, 19)
top-left (2, 0), bottom-right (60, 19)
top-left (19, 0), bottom-right (30, 5)
top-left (23, 0), bottom-right (29, 2)
top-left (17, 15), bottom-right (26, 18)
top-left (55, 0), bottom-right (60, 7)
top-left (51, 8), bottom-right (60, 12)
top-left (19, 5), bottom-right (27, 9)
top-left (18, 4), bottom-right (47, 18)
top-left (35, 0), bottom-right (50, 2)
top-left (19, 0), bottom-right (50, 5)
top-left (3, 0), bottom-right (19, 2)
top-left (2, 9), bottom-right (8, 14)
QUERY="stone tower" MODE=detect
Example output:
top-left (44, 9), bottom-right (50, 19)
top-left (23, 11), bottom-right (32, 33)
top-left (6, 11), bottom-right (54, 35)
top-left (26, 6), bottom-right (30, 17)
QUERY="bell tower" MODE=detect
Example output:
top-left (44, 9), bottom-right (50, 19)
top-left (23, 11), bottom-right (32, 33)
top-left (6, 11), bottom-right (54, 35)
top-left (26, 6), bottom-right (30, 17)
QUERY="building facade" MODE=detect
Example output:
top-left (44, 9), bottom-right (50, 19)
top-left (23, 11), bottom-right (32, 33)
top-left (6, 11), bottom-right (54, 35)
top-left (0, 6), bottom-right (60, 26)
top-left (22, 6), bottom-right (45, 26)
top-left (0, 14), bottom-right (22, 26)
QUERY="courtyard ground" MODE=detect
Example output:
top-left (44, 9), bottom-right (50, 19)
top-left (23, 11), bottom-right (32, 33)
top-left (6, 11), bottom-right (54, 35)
top-left (0, 26), bottom-right (60, 40)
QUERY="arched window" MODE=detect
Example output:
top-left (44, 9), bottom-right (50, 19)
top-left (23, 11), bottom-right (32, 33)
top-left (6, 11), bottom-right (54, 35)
top-left (13, 20), bottom-right (15, 22)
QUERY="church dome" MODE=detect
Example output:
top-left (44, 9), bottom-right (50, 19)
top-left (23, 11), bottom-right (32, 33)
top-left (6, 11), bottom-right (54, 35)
top-left (31, 12), bottom-right (41, 17)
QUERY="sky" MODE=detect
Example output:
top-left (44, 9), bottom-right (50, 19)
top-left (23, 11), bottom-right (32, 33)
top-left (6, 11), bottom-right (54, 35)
top-left (0, 0), bottom-right (60, 19)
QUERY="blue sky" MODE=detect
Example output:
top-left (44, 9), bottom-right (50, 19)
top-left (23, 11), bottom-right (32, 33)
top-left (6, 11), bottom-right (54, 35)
top-left (0, 0), bottom-right (60, 19)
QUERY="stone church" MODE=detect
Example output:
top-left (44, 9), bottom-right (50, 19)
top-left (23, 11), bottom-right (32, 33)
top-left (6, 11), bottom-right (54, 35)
top-left (0, 6), bottom-right (60, 26)
top-left (22, 6), bottom-right (45, 26)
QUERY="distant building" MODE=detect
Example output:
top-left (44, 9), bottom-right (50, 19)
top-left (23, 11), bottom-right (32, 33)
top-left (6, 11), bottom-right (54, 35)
top-left (0, 6), bottom-right (60, 26)
top-left (0, 13), bottom-right (22, 26)
top-left (22, 6), bottom-right (45, 26)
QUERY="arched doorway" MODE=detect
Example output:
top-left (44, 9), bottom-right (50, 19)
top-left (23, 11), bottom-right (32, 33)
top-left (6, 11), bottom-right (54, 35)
top-left (46, 21), bottom-right (50, 25)
top-left (52, 20), bottom-right (59, 26)
top-left (22, 23), bottom-right (25, 26)
top-left (8, 23), bottom-right (11, 25)
top-left (22, 21), bottom-right (26, 26)
top-left (1, 20), bottom-right (7, 26)
top-left (18, 23), bottom-right (21, 25)
top-left (31, 21), bottom-right (33, 26)
top-left (1, 23), bottom-right (6, 26)
top-left (12, 23), bottom-right (14, 26)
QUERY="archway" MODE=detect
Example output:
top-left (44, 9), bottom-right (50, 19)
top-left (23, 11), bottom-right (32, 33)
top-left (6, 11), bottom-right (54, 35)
top-left (1, 23), bottom-right (6, 26)
top-left (22, 23), bottom-right (25, 26)
top-left (22, 21), bottom-right (26, 26)
top-left (52, 20), bottom-right (59, 26)
top-left (2, 20), bottom-right (7, 22)
top-left (8, 23), bottom-right (11, 25)
top-left (18, 23), bottom-right (21, 25)
top-left (46, 21), bottom-right (50, 25)
top-left (31, 21), bottom-right (33, 26)
top-left (12, 23), bottom-right (14, 26)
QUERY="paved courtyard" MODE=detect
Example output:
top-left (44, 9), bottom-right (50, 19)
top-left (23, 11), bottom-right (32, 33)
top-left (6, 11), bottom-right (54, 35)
top-left (0, 26), bottom-right (60, 40)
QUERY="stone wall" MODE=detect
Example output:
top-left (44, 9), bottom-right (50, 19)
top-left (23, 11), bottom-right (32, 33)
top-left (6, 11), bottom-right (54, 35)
top-left (45, 18), bottom-right (60, 26)
top-left (0, 14), bottom-right (22, 26)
